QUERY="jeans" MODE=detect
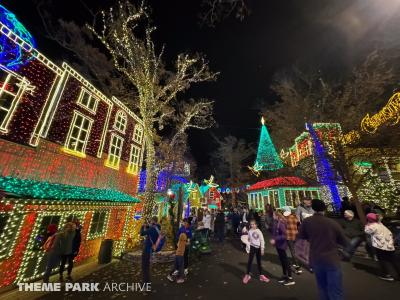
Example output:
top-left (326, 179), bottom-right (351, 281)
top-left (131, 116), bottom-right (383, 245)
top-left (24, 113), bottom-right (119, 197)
top-left (60, 254), bottom-right (74, 276)
top-left (43, 252), bottom-right (61, 282)
top-left (184, 246), bottom-right (189, 269)
top-left (277, 248), bottom-right (292, 277)
top-left (246, 246), bottom-right (262, 275)
top-left (344, 236), bottom-right (363, 258)
top-left (313, 263), bottom-right (343, 300)
top-left (375, 248), bottom-right (400, 277)
top-left (287, 240), bottom-right (299, 267)
top-left (170, 255), bottom-right (184, 279)
top-left (142, 251), bottom-right (151, 283)
top-left (216, 226), bottom-right (225, 243)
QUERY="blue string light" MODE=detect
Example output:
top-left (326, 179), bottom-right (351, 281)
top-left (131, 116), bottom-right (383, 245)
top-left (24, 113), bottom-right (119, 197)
top-left (0, 4), bottom-right (37, 70)
top-left (307, 123), bottom-right (341, 211)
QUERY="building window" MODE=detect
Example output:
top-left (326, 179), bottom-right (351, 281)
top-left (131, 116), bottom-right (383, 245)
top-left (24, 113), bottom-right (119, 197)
top-left (65, 111), bottom-right (93, 157)
top-left (0, 69), bottom-right (27, 132)
top-left (113, 110), bottom-right (127, 134)
top-left (127, 144), bottom-right (141, 174)
top-left (89, 211), bottom-right (107, 236)
top-left (77, 88), bottom-right (99, 113)
top-left (133, 124), bottom-right (143, 144)
top-left (106, 133), bottom-right (124, 169)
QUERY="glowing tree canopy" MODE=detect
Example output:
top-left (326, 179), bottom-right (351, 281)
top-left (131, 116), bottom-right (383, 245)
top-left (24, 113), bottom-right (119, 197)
top-left (252, 117), bottom-right (283, 172)
top-left (307, 123), bottom-right (341, 211)
top-left (0, 4), bottom-right (37, 70)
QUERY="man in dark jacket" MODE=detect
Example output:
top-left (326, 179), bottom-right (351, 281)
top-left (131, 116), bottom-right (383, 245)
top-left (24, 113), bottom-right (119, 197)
top-left (140, 216), bottom-right (160, 284)
top-left (214, 210), bottom-right (226, 243)
top-left (59, 220), bottom-right (82, 281)
top-left (298, 200), bottom-right (349, 300)
top-left (340, 210), bottom-right (365, 260)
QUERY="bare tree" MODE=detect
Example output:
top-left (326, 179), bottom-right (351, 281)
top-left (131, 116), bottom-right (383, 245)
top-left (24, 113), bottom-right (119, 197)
top-left (199, 0), bottom-right (250, 27)
top-left (88, 1), bottom-right (218, 220)
top-left (211, 135), bottom-right (254, 206)
top-left (263, 51), bottom-right (397, 148)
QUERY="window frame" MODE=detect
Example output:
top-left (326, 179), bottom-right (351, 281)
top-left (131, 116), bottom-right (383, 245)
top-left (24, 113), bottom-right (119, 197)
top-left (0, 68), bottom-right (29, 133)
top-left (127, 144), bottom-right (141, 174)
top-left (105, 133), bottom-right (124, 170)
top-left (113, 110), bottom-right (127, 134)
top-left (88, 211), bottom-right (108, 239)
top-left (133, 124), bottom-right (143, 144)
top-left (77, 88), bottom-right (99, 114)
top-left (64, 110), bottom-right (94, 157)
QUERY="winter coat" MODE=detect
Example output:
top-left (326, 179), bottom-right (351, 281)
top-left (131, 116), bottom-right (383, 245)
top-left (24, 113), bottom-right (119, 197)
top-left (365, 222), bottom-right (395, 251)
top-left (272, 219), bottom-right (288, 250)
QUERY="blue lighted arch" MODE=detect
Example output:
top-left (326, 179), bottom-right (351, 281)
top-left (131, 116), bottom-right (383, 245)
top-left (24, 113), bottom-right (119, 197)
top-left (0, 4), bottom-right (37, 70)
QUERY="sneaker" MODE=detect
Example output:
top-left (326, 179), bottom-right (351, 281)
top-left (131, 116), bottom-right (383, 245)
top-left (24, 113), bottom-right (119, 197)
top-left (167, 275), bottom-right (174, 282)
top-left (184, 269), bottom-right (189, 276)
top-left (378, 275), bottom-right (394, 281)
top-left (278, 276), bottom-right (287, 283)
top-left (283, 278), bottom-right (296, 286)
top-left (295, 268), bottom-right (303, 275)
top-left (176, 278), bottom-right (185, 284)
top-left (242, 274), bottom-right (251, 284)
top-left (259, 275), bottom-right (270, 283)
top-left (172, 270), bottom-right (179, 276)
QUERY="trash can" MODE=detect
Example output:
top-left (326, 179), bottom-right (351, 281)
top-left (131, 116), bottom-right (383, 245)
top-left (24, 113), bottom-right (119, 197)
top-left (98, 239), bottom-right (113, 264)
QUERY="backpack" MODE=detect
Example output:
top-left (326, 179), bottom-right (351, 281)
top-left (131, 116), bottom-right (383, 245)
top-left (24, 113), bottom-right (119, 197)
top-left (151, 226), bottom-right (166, 253)
top-left (43, 235), bottom-right (56, 252)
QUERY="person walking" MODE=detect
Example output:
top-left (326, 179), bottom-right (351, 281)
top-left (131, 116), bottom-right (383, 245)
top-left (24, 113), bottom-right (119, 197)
top-left (140, 216), bottom-right (160, 284)
top-left (298, 199), bottom-right (349, 300)
top-left (242, 219), bottom-right (270, 284)
top-left (173, 218), bottom-right (192, 276)
top-left (43, 222), bottom-right (76, 283)
top-left (271, 211), bottom-right (295, 286)
top-left (59, 221), bottom-right (79, 281)
top-left (295, 198), bottom-right (314, 223)
top-left (167, 231), bottom-right (188, 283)
top-left (282, 206), bottom-right (302, 274)
top-left (214, 210), bottom-right (226, 243)
top-left (203, 210), bottom-right (212, 236)
top-left (340, 210), bottom-right (365, 260)
top-left (232, 209), bottom-right (241, 236)
top-left (364, 213), bottom-right (400, 281)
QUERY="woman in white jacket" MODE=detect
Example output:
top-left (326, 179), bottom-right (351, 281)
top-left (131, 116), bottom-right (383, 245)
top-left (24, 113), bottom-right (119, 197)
top-left (203, 210), bottom-right (212, 234)
top-left (365, 213), bottom-right (400, 281)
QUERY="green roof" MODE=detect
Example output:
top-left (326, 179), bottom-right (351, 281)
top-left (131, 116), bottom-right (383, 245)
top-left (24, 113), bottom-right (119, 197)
top-left (0, 176), bottom-right (140, 203)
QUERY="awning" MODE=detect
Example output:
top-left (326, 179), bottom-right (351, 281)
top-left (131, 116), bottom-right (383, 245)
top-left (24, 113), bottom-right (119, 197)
top-left (0, 176), bottom-right (140, 203)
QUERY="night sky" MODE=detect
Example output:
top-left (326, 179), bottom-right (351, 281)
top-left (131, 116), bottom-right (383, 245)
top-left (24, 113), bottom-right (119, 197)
top-left (3, 0), bottom-right (400, 178)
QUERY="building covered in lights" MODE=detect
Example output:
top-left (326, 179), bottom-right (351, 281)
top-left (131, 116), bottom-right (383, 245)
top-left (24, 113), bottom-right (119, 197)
top-left (246, 176), bottom-right (320, 211)
top-left (0, 14), bottom-right (145, 288)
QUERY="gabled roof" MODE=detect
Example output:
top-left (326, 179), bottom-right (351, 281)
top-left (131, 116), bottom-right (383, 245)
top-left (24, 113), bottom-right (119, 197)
top-left (247, 176), bottom-right (309, 191)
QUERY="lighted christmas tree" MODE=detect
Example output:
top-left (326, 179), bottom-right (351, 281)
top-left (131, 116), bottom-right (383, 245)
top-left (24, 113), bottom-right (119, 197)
top-left (252, 117), bottom-right (283, 172)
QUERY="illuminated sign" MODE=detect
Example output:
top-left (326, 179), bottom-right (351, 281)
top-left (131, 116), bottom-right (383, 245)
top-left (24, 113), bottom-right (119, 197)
top-left (361, 92), bottom-right (400, 134)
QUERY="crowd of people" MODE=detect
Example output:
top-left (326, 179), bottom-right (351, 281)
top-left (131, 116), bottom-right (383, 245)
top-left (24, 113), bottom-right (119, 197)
top-left (139, 197), bottom-right (399, 300)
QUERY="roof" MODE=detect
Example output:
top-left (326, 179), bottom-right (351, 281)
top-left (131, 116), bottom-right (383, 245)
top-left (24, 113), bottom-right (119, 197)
top-left (247, 176), bottom-right (309, 191)
top-left (0, 176), bottom-right (140, 203)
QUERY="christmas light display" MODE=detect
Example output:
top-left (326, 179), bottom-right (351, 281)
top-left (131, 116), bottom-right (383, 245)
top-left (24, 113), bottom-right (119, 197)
top-left (307, 123), bottom-right (341, 211)
top-left (361, 92), bottom-right (400, 134)
top-left (247, 177), bottom-right (320, 210)
top-left (250, 117), bottom-right (283, 174)
top-left (0, 6), bottom-right (36, 70)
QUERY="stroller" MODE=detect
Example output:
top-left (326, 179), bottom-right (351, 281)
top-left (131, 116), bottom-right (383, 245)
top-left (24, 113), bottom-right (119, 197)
top-left (190, 228), bottom-right (212, 255)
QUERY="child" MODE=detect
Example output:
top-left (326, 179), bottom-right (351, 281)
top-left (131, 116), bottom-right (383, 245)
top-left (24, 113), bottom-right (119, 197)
top-left (364, 213), bottom-right (400, 281)
top-left (167, 232), bottom-right (187, 283)
top-left (270, 211), bottom-right (295, 286)
top-left (243, 219), bottom-right (270, 284)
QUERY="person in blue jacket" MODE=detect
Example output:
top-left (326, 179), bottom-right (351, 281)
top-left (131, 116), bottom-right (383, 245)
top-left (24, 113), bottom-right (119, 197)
top-left (140, 216), bottom-right (160, 284)
top-left (173, 218), bottom-right (192, 276)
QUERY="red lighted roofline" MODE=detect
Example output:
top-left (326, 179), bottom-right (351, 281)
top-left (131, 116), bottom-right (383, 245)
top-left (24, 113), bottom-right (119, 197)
top-left (248, 176), bottom-right (308, 191)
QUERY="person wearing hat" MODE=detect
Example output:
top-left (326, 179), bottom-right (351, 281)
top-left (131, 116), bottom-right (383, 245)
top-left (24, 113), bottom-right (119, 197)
top-left (364, 213), bottom-right (400, 282)
top-left (298, 199), bottom-right (349, 300)
top-left (295, 198), bottom-right (314, 224)
top-left (282, 206), bottom-right (302, 274)
top-left (340, 210), bottom-right (364, 261)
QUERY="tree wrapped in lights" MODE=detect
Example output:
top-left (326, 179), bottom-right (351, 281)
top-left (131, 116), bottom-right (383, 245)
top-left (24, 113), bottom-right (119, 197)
top-left (250, 117), bottom-right (283, 175)
top-left (88, 1), bottom-right (217, 220)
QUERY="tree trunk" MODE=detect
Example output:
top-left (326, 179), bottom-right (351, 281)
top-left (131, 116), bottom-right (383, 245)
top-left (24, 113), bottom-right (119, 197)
top-left (143, 134), bottom-right (157, 222)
